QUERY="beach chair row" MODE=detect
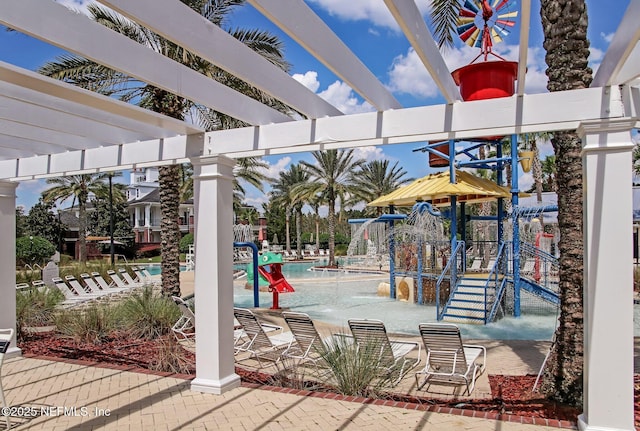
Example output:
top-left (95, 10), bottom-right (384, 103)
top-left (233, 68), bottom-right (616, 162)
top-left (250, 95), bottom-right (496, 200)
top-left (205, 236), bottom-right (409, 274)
top-left (16, 268), bottom-right (156, 307)
top-left (232, 309), bottom-right (486, 394)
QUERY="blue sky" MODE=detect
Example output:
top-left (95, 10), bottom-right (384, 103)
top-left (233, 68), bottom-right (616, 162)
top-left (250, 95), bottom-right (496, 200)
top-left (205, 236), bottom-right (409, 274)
top-left (0, 0), bottom-right (631, 212)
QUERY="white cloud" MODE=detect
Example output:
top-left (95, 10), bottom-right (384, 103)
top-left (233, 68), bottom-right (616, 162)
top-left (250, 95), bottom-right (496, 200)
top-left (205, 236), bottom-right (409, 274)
top-left (292, 71), bottom-right (373, 114)
top-left (352, 146), bottom-right (386, 162)
top-left (319, 81), bottom-right (374, 114)
top-left (307, 0), bottom-right (430, 31)
top-left (292, 71), bottom-right (320, 93)
top-left (518, 171), bottom-right (534, 191)
top-left (260, 156), bottom-right (292, 180)
top-left (601, 32), bottom-right (615, 44)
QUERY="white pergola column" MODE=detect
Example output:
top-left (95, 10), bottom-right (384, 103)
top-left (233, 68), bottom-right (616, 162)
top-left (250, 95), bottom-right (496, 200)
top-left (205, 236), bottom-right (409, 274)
top-left (578, 119), bottom-right (636, 431)
top-left (0, 181), bottom-right (20, 357)
top-left (189, 155), bottom-right (240, 394)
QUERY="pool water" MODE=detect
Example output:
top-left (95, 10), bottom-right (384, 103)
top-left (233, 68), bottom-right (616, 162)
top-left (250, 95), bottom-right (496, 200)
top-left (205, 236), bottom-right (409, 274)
top-left (138, 264), bottom-right (188, 276)
top-left (233, 272), bottom-right (561, 341)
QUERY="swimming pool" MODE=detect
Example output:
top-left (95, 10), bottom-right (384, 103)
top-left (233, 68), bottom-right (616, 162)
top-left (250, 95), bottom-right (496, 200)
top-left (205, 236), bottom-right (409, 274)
top-left (232, 272), bottom-right (565, 341)
top-left (233, 260), bottom-right (640, 340)
top-left (138, 263), bottom-right (188, 276)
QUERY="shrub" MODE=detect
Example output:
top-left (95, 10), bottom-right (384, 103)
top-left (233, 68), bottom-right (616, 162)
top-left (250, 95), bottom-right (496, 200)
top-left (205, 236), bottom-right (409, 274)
top-left (179, 233), bottom-right (194, 253)
top-left (54, 304), bottom-right (118, 344)
top-left (319, 334), bottom-right (395, 397)
top-left (148, 335), bottom-right (193, 374)
top-left (16, 286), bottom-right (64, 340)
top-left (16, 236), bottom-right (56, 266)
top-left (116, 286), bottom-right (180, 340)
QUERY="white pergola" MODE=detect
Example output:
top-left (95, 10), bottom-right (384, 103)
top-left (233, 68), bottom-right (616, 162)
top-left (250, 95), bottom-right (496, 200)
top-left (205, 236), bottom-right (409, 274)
top-left (0, 1), bottom-right (639, 429)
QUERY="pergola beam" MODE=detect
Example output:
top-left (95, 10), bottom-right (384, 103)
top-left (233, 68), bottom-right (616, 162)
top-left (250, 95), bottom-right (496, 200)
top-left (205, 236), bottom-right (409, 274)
top-left (248, 0), bottom-right (402, 111)
top-left (0, 0), bottom-right (292, 125)
top-left (0, 85), bottom-right (623, 179)
top-left (384, 0), bottom-right (461, 104)
top-left (98, 0), bottom-right (343, 119)
top-left (211, 86), bottom-right (625, 157)
top-left (592, 0), bottom-right (640, 87)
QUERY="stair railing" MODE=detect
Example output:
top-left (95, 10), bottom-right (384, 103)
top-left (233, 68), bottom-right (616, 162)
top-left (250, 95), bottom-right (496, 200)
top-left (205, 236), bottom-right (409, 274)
top-left (485, 242), bottom-right (510, 323)
top-left (436, 240), bottom-right (465, 321)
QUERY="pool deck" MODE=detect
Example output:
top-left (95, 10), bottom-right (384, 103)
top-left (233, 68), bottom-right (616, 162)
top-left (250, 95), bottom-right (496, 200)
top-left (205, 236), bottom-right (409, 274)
top-left (1, 271), bottom-right (589, 430)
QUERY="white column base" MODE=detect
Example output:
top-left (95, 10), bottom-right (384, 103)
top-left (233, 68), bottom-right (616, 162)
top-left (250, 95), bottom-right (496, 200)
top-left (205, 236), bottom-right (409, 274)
top-left (191, 373), bottom-right (241, 395)
top-left (578, 414), bottom-right (635, 431)
top-left (5, 347), bottom-right (21, 359)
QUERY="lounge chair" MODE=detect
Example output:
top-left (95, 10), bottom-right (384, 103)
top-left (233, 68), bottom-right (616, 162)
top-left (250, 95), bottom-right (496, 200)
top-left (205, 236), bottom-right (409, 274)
top-left (415, 323), bottom-right (486, 395)
top-left (347, 319), bottom-right (420, 386)
top-left (65, 275), bottom-right (110, 300)
top-left (107, 269), bottom-right (138, 289)
top-left (467, 258), bottom-right (482, 272)
top-left (233, 308), bottom-right (294, 367)
top-left (118, 268), bottom-right (143, 287)
top-left (282, 312), bottom-right (334, 369)
top-left (81, 273), bottom-right (128, 295)
top-left (132, 267), bottom-right (158, 286)
top-left (52, 277), bottom-right (100, 304)
top-left (171, 296), bottom-right (195, 341)
top-left (0, 328), bottom-right (14, 429)
top-left (91, 272), bottom-right (116, 290)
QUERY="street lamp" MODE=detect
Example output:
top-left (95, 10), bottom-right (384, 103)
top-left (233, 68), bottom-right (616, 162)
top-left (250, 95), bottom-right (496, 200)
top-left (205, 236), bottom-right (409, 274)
top-left (29, 235), bottom-right (34, 265)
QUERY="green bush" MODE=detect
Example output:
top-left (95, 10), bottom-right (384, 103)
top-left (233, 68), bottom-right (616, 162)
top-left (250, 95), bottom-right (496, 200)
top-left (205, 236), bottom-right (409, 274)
top-left (115, 286), bottom-right (180, 340)
top-left (16, 236), bottom-right (56, 266)
top-left (54, 304), bottom-right (118, 344)
top-left (179, 233), bottom-right (194, 253)
top-left (16, 286), bottom-right (64, 340)
top-left (319, 334), bottom-right (395, 397)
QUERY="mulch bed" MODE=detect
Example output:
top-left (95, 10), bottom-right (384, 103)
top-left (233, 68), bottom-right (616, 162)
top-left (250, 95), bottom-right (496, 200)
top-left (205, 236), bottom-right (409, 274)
top-left (18, 332), bottom-right (639, 428)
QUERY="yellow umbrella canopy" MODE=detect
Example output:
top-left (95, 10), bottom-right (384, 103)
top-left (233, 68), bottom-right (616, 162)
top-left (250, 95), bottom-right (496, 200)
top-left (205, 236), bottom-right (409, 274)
top-left (368, 170), bottom-right (516, 208)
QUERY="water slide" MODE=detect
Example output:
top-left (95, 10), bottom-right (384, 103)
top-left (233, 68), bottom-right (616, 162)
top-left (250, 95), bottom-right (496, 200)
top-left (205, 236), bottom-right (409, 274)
top-left (257, 265), bottom-right (295, 293)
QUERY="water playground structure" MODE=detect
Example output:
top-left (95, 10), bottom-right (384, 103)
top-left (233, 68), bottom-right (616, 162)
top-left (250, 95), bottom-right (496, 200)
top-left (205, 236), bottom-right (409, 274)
top-left (347, 136), bottom-right (560, 326)
top-left (245, 251), bottom-right (295, 309)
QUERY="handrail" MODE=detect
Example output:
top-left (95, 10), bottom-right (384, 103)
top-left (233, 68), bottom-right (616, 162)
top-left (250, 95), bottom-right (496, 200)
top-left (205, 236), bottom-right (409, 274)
top-left (436, 240), bottom-right (465, 320)
top-left (484, 242), bottom-right (508, 323)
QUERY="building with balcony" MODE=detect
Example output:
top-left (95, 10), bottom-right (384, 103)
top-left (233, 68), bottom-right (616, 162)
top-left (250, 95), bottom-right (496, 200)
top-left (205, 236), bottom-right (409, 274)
top-left (126, 168), bottom-right (194, 251)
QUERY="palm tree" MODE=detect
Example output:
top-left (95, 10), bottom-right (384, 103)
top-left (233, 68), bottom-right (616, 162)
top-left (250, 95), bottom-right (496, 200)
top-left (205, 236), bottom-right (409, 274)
top-left (348, 160), bottom-right (413, 216)
top-left (39, 1), bottom-right (290, 296)
top-left (430, 0), bottom-right (592, 406)
top-left (270, 164), bottom-right (310, 258)
top-left (41, 174), bottom-right (112, 262)
top-left (298, 150), bottom-right (365, 266)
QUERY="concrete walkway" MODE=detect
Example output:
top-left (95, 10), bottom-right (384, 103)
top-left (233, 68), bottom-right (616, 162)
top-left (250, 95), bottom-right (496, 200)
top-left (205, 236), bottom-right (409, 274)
top-left (2, 356), bottom-right (569, 430)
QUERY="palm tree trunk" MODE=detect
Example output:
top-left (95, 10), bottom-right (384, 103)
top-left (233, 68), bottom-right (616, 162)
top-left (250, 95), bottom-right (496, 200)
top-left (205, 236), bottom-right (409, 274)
top-left (328, 197), bottom-right (336, 267)
top-left (285, 207), bottom-right (291, 254)
top-left (159, 164), bottom-right (182, 297)
top-left (315, 211), bottom-right (320, 251)
top-left (538, 131), bottom-right (585, 405)
top-left (295, 207), bottom-right (303, 259)
top-left (78, 200), bottom-right (87, 262)
top-left (539, 0), bottom-right (591, 407)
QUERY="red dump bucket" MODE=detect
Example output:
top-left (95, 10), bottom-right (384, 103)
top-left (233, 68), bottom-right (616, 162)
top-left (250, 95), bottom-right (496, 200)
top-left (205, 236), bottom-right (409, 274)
top-left (428, 142), bottom-right (450, 168)
top-left (451, 61), bottom-right (518, 101)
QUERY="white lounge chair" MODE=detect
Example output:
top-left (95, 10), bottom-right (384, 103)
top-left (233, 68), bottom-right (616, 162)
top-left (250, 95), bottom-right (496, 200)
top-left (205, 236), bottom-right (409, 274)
top-left (0, 328), bottom-right (14, 429)
top-left (91, 272), bottom-right (116, 290)
top-left (348, 319), bottom-right (421, 386)
top-left (171, 296), bottom-right (195, 341)
top-left (118, 268), bottom-right (143, 287)
top-left (81, 273), bottom-right (128, 295)
top-left (282, 312), bottom-right (334, 370)
top-left (107, 269), bottom-right (137, 289)
top-left (233, 308), bottom-right (294, 367)
top-left (52, 277), bottom-right (99, 304)
top-left (415, 323), bottom-right (486, 395)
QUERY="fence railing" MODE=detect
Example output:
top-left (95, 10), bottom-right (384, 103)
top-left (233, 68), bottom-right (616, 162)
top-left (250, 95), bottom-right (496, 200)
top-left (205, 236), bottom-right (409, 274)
top-left (436, 241), bottom-right (465, 320)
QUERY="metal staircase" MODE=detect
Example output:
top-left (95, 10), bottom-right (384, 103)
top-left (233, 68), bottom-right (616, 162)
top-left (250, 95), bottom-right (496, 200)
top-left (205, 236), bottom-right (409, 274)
top-left (440, 275), bottom-right (494, 324)
top-left (438, 241), bottom-right (560, 325)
